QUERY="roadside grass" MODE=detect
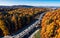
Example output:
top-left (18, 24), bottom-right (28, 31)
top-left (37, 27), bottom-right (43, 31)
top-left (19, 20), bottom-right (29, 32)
top-left (34, 29), bottom-right (41, 38)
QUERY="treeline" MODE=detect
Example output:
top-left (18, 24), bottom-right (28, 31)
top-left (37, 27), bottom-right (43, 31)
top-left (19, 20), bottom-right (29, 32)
top-left (0, 7), bottom-right (47, 36)
top-left (40, 9), bottom-right (60, 38)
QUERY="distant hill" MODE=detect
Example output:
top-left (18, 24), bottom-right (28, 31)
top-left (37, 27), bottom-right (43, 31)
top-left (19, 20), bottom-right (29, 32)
top-left (37, 6), bottom-right (60, 8)
top-left (0, 5), bottom-right (60, 9)
top-left (0, 5), bottom-right (36, 9)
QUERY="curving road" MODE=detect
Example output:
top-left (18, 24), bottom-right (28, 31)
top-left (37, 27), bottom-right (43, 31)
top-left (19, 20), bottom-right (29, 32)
top-left (3, 12), bottom-right (45, 38)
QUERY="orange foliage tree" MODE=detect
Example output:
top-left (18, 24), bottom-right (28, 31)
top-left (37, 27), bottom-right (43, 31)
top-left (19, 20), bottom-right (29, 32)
top-left (40, 9), bottom-right (60, 38)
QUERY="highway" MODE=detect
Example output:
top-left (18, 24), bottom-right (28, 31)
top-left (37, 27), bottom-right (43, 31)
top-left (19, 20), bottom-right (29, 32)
top-left (3, 12), bottom-right (45, 38)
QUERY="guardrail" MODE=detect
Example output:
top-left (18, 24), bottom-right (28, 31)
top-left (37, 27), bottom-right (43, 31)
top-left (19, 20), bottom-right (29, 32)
top-left (29, 29), bottom-right (40, 38)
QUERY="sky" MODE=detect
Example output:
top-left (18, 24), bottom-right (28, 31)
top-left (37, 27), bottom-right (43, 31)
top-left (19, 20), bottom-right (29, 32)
top-left (0, 0), bottom-right (60, 6)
